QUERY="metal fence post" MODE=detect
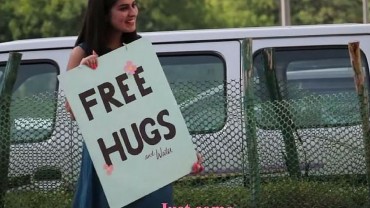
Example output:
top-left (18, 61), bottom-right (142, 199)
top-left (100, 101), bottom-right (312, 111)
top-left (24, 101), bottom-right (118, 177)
top-left (348, 41), bottom-right (370, 206)
top-left (0, 52), bottom-right (22, 208)
top-left (262, 48), bottom-right (301, 178)
top-left (242, 38), bottom-right (261, 207)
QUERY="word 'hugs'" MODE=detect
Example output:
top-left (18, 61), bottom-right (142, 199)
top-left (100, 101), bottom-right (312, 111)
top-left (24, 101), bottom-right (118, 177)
top-left (98, 109), bottom-right (176, 166)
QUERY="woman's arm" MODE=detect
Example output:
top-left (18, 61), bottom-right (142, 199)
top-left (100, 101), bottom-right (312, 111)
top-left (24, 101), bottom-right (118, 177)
top-left (68, 47), bottom-right (98, 70)
top-left (65, 46), bottom-right (98, 120)
top-left (67, 46), bottom-right (87, 70)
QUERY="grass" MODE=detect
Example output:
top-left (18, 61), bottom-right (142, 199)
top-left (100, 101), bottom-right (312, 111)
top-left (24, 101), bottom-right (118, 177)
top-left (173, 178), bottom-right (368, 208)
top-left (3, 178), bottom-right (369, 208)
top-left (5, 191), bottom-right (73, 208)
top-left (258, 179), bottom-right (368, 208)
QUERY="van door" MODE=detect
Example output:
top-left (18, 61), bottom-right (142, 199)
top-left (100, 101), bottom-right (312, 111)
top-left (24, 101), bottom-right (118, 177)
top-left (153, 40), bottom-right (244, 173)
top-left (252, 35), bottom-right (370, 175)
top-left (0, 49), bottom-right (74, 189)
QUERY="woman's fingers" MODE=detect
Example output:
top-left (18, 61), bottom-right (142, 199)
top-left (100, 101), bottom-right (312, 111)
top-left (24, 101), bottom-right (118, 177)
top-left (91, 50), bottom-right (98, 69)
top-left (191, 153), bottom-right (204, 174)
top-left (81, 57), bottom-right (92, 68)
top-left (196, 153), bottom-right (203, 164)
top-left (81, 51), bottom-right (99, 69)
top-left (65, 101), bottom-right (75, 120)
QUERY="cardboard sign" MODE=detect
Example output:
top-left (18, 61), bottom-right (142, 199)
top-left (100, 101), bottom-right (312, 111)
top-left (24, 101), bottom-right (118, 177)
top-left (58, 38), bottom-right (197, 208)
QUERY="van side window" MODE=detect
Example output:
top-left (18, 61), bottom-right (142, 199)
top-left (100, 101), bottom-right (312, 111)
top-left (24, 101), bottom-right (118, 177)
top-left (0, 61), bottom-right (59, 143)
top-left (158, 54), bottom-right (226, 134)
top-left (253, 46), bottom-right (368, 128)
top-left (0, 62), bottom-right (58, 97)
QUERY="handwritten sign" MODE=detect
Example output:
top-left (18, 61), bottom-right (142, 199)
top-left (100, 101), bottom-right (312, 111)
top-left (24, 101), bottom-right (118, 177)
top-left (58, 38), bottom-right (197, 208)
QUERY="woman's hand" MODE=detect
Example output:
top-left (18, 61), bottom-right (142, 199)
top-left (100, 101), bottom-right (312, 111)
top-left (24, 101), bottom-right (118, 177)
top-left (65, 100), bottom-right (75, 120)
top-left (191, 153), bottom-right (204, 174)
top-left (80, 50), bottom-right (98, 69)
top-left (65, 49), bottom-right (97, 120)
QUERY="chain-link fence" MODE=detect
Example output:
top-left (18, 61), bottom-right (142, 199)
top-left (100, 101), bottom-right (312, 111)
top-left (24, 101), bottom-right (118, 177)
top-left (246, 80), bottom-right (368, 208)
top-left (1, 79), bottom-right (370, 208)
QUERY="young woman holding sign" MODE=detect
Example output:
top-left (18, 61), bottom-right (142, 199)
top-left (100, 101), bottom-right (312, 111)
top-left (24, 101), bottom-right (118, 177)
top-left (65, 0), bottom-right (203, 207)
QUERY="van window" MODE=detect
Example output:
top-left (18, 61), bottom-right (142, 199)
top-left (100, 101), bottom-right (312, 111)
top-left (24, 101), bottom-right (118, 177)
top-left (0, 62), bottom-right (58, 97)
top-left (159, 54), bottom-right (226, 134)
top-left (253, 46), bottom-right (368, 128)
top-left (0, 61), bottom-right (58, 143)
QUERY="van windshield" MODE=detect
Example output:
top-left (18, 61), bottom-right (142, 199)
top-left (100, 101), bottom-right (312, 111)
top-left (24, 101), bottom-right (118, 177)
top-left (0, 70), bottom-right (3, 85)
top-left (159, 54), bottom-right (226, 134)
top-left (0, 63), bottom-right (58, 98)
top-left (286, 58), bottom-right (357, 95)
top-left (253, 46), bottom-right (369, 128)
top-left (0, 62), bottom-right (59, 144)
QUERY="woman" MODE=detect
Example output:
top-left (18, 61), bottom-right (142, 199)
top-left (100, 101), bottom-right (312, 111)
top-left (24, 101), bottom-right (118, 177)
top-left (66, 0), bottom-right (203, 207)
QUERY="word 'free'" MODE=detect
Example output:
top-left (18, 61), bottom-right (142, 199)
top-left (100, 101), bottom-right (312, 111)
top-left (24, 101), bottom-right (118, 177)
top-left (79, 66), bottom-right (152, 121)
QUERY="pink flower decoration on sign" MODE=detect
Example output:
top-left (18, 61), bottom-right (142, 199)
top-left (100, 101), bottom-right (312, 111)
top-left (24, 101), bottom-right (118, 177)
top-left (103, 164), bottom-right (114, 176)
top-left (124, 60), bottom-right (137, 75)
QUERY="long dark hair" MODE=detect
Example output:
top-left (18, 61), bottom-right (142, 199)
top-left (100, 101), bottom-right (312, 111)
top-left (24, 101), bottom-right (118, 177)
top-left (75, 0), bottom-right (138, 55)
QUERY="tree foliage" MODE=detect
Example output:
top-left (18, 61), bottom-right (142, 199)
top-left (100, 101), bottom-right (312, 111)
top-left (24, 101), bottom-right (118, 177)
top-left (291, 0), bottom-right (363, 25)
top-left (138, 0), bottom-right (209, 31)
top-left (0, 0), bottom-right (367, 43)
top-left (0, 1), bottom-right (13, 42)
top-left (137, 0), bottom-right (279, 31)
top-left (1, 0), bottom-right (86, 42)
top-left (202, 0), bottom-right (279, 28)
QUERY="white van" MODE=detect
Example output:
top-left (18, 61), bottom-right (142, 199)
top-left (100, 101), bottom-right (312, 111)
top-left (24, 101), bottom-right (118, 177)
top-left (1, 24), bottom-right (370, 189)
